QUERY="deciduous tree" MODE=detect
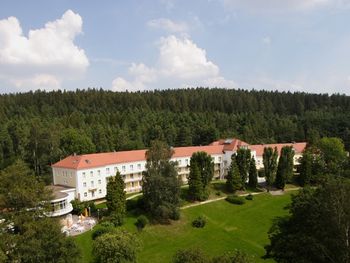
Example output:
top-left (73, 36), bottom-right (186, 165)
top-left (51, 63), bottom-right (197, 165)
top-left (142, 140), bottom-right (181, 223)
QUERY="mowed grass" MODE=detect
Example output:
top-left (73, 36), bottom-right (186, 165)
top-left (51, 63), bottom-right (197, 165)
top-left (75, 192), bottom-right (293, 263)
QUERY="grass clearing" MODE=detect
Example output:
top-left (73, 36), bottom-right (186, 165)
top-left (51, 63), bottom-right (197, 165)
top-left (75, 191), bottom-right (293, 262)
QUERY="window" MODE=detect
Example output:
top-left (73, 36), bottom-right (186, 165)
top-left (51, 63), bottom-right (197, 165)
top-left (114, 167), bottom-right (117, 173)
top-left (84, 192), bottom-right (87, 197)
top-left (92, 191), bottom-right (95, 198)
top-left (130, 174), bottom-right (134, 179)
top-left (91, 181), bottom-right (94, 187)
top-left (83, 182), bottom-right (87, 187)
top-left (137, 163), bottom-right (141, 170)
top-left (97, 170), bottom-right (101, 176)
top-left (131, 182), bottom-right (135, 187)
top-left (82, 172), bottom-right (86, 178)
top-left (90, 171), bottom-right (93, 177)
top-left (130, 165), bottom-right (133, 171)
top-left (122, 166), bottom-right (126, 172)
top-left (106, 168), bottom-right (110, 174)
top-left (218, 157), bottom-right (222, 162)
top-left (98, 179), bottom-right (101, 184)
top-left (99, 189), bottom-right (102, 194)
top-left (185, 159), bottom-right (189, 165)
top-left (178, 160), bottom-right (182, 165)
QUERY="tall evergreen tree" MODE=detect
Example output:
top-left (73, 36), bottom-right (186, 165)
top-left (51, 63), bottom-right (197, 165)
top-left (263, 147), bottom-right (278, 187)
top-left (106, 171), bottom-right (126, 226)
top-left (142, 140), bottom-right (181, 223)
top-left (235, 148), bottom-right (251, 188)
top-left (226, 156), bottom-right (242, 192)
top-left (188, 151), bottom-right (214, 201)
top-left (275, 146), bottom-right (294, 190)
top-left (248, 156), bottom-right (258, 188)
top-left (298, 149), bottom-right (313, 186)
top-left (188, 162), bottom-right (205, 200)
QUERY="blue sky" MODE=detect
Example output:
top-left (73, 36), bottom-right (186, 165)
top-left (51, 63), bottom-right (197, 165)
top-left (0, 0), bottom-right (350, 94)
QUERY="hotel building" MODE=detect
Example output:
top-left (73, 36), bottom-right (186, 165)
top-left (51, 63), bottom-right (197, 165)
top-left (50, 138), bottom-right (306, 215)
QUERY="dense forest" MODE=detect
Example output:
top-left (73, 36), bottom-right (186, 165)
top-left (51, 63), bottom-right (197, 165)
top-left (0, 88), bottom-right (349, 182)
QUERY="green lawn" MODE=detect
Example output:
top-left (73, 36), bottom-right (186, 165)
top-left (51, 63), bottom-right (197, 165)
top-left (75, 192), bottom-right (293, 263)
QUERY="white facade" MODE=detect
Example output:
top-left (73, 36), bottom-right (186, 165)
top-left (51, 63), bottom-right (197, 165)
top-left (52, 141), bottom-right (306, 203)
top-left (52, 154), bottom-right (225, 202)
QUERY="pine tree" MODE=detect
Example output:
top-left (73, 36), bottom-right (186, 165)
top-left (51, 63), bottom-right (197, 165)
top-left (187, 151), bottom-right (214, 201)
top-left (248, 156), bottom-right (258, 189)
top-left (298, 149), bottom-right (313, 186)
top-left (226, 157), bottom-right (242, 193)
top-left (275, 146), bottom-right (294, 190)
top-left (263, 147), bottom-right (278, 188)
top-left (188, 162), bottom-right (205, 200)
top-left (235, 148), bottom-right (251, 188)
top-left (106, 171), bottom-right (126, 226)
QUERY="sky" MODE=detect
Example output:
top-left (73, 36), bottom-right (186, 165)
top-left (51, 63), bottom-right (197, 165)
top-left (1, 0), bottom-right (350, 95)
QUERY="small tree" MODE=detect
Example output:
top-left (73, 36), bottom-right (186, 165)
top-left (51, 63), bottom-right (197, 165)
top-left (235, 148), bottom-right (251, 187)
top-left (106, 171), bottom-right (126, 226)
top-left (263, 147), bottom-right (278, 188)
top-left (226, 157), bottom-right (242, 192)
top-left (248, 156), bottom-right (258, 189)
top-left (93, 230), bottom-right (140, 263)
top-left (275, 146), bottom-right (294, 190)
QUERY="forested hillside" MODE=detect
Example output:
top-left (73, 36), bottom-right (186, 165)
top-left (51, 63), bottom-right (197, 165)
top-left (1, 88), bottom-right (349, 182)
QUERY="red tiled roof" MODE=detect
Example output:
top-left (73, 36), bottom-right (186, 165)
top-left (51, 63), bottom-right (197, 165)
top-left (52, 145), bottom-right (224, 170)
top-left (210, 138), bottom-right (249, 151)
top-left (249, 142), bottom-right (307, 156)
top-left (173, 145), bottom-right (224, 158)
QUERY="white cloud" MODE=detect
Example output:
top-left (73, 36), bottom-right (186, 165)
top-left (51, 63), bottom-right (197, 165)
top-left (112, 35), bottom-right (235, 91)
top-left (147, 18), bottom-right (189, 34)
top-left (0, 10), bottom-right (89, 91)
top-left (222, 0), bottom-right (347, 12)
top-left (262, 36), bottom-right (272, 45)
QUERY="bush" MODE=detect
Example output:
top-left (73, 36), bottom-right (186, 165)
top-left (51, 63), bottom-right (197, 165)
top-left (171, 208), bottom-right (181, 220)
top-left (92, 225), bottom-right (114, 240)
top-left (70, 199), bottom-right (96, 215)
top-left (135, 215), bottom-right (149, 230)
top-left (226, 195), bottom-right (245, 205)
top-left (173, 247), bottom-right (209, 263)
top-left (245, 194), bottom-right (254, 200)
top-left (192, 216), bottom-right (206, 228)
top-left (212, 250), bottom-right (253, 263)
top-left (215, 191), bottom-right (221, 196)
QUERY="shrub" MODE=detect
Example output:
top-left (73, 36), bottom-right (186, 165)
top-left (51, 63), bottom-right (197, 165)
top-left (70, 199), bottom-right (96, 215)
top-left (245, 194), bottom-right (254, 200)
top-left (216, 191), bottom-right (221, 196)
top-left (212, 250), bottom-right (253, 263)
top-left (135, 215), bottom-right (149, 230)
top-left (92, 225), bottom-right (114, 240)
top-left (192, 216), bottom-right (206, 228)
top-left (173, 247), bottom-right (209, 263)
top-left (226, 195), bottom-right (245, 205)
top-left (171, 208), bottom-right (181, 220)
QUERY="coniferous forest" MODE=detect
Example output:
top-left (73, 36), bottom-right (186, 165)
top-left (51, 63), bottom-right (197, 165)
top-left (0, 88), bottom-right (350, 182)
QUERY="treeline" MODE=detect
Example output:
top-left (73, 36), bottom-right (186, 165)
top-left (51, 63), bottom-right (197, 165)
top-left (0, 88), bottom-right (350, 181)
